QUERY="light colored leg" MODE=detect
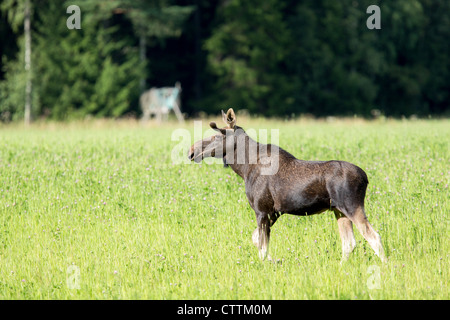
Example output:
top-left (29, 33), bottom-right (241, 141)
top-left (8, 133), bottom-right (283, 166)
top-left (252, 228), bottom-right (259, 247)
top-left (352, 207), bottom-right (387, 263)
top-left (335, 211), bottom-right (356, 262)
top-left (252, 225), bottom-right (271, 261)
top-left (258, 224), bottom-right (269, 260)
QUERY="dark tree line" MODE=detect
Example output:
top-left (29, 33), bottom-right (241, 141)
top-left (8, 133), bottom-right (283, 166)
top-left (0, 0), bottom-right (448, 121)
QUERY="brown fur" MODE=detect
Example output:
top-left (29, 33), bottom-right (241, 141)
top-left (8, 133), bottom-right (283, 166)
top-left (188, 109), bottom-right (387, 262)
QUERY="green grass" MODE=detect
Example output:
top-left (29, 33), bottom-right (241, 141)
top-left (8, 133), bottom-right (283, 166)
top-left (0, 118), bottom-right (448, 299)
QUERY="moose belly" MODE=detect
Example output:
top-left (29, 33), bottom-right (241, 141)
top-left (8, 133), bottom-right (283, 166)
top-left (274, 190), bottom-right (332, 216)
top-left (282, 202), bottom-right (330, 216)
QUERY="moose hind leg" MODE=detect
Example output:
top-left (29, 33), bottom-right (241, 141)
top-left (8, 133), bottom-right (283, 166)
top-left (334, 210), bottom-right (356, 262)
top-left (352, 207), bottom-right (387, 263)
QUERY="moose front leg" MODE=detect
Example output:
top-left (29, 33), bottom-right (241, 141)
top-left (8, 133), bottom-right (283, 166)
top-left (252, 212), bottom-right (277, 261)
top-left (251, 226), bottom-right (269, 260)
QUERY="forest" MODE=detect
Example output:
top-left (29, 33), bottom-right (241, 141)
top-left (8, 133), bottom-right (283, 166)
top-left (0, 0), bottom-right (449, 121)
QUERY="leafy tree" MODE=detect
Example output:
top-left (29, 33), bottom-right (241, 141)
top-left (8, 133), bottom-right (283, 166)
top-left (415, 0), bottom-right (450, 115)
top-left (29, 1), bottom-right (143, 119)
top-left (284, 0), bottom-right (383, 116)
top-left (75, 0), bottom-right (193, 93)
top-left (204, 0), bottom-right (296, 116)
top-left (0, 0), bottom-right (33, 123)
top-left (1, 0), bottom-right (193, 120)
top-left (0, 0), bottom-right (448, 120)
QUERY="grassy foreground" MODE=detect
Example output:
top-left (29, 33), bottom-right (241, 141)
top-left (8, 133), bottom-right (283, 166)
top-left (0, 118), bottom-right (448, 299)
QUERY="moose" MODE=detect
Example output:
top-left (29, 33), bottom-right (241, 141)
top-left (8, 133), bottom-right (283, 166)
top-left (188, 109), bottom-right (387, 263)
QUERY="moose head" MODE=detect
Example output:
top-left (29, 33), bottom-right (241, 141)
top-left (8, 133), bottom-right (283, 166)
top-left (188, 108), bottom-right (241, 165)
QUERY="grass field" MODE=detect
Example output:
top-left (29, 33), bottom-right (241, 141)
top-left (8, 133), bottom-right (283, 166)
top-left (0, 117), bottom-right (448, 299)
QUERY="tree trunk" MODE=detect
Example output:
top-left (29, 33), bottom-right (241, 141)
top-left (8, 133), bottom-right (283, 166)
top-left (139, 34), bottom-right (147, 93)
top-left (24, 0), bottom-right (31, 125)
top-left (194, 0), bottom-right (202, 99)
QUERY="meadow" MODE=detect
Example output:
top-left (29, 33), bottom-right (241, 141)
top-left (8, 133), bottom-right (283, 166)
top-left (0, 117), bottom-right (448, 299)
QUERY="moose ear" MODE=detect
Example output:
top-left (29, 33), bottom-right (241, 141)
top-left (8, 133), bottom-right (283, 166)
top-left (222, 108), bottom-right (236, 129)
top-left (210, 122), bottom-right (227, 135)
top-left (221, 110), bottom-right (228, 126)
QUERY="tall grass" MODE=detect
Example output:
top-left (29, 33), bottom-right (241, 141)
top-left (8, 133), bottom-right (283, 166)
top-left (0, 118), bottom-right (448, 299)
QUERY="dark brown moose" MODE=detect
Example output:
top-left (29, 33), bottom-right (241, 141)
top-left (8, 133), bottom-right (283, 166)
top-left (188, 108), bottom-right (387, 263)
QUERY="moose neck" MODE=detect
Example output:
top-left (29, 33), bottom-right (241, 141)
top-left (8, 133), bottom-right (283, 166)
top-left (226, 130), bottom-right (261, 181)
